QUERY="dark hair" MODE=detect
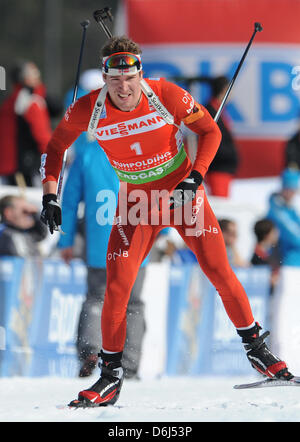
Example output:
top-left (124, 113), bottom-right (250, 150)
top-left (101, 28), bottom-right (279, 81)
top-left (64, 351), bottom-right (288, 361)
top-left (0, 195), bottom-right (16, 221)
top-left (218, 218), bottom-right (234, 232)
top-left (101, 35), bottom-right (142, 57)
top-left (10, 61), bottom-right (26, 84)
top-left (210, 76), bottom-right (229, 97)
top-left (254, 218), bottom-right (275, 242)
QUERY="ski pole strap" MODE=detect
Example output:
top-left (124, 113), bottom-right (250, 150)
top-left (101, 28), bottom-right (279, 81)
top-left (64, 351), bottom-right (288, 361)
top-left (140, 79), bottom-right (176, 126)
top-left (87, 84), bottom-right (108, 138)
top-left (87, 80), bottom-right (177, 138)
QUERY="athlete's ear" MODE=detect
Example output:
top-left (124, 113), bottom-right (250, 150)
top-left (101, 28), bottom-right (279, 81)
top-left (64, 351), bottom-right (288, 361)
top-left (103, 73), bottom-right (107, 83)
top-left (139, 71), bottom-right (143, 80)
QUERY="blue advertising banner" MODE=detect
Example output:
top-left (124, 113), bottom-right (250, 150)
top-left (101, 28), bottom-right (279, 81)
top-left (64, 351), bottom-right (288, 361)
top-left (27, 259), bottom-right (86, 377)
top-left (1, 257), bottom-right (271, 378)
top-left (0, 258), bottom-right (86, 377)
top-left (0, 257), bottom-right (25, 376)
top-left (166, 264), bottom-right (271, 376)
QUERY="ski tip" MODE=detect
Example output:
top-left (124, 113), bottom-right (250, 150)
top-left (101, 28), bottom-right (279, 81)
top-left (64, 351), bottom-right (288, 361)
top-left (233, 383), bottom-right (249, 389)
top-left (56, 403), bottom-right (80, 410)
top-left (56, 404), bottom-right (70, 410)
top-left (233, 375), bottom-right (300, 389)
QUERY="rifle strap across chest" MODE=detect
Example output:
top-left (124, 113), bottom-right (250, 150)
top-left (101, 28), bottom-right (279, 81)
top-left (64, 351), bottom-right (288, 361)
top-left (87, 80), bottom-right (177, 138)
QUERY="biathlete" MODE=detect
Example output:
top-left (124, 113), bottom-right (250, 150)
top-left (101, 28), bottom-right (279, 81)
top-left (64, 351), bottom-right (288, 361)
top-left (40, 36), bottom-right (293, 407)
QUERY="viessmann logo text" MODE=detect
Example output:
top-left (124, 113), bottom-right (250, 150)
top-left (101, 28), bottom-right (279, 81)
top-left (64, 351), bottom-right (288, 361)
top-left (95, 112), bottom-right (166, 140)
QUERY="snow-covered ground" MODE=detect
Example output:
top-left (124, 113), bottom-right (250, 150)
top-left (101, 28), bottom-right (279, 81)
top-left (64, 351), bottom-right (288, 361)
top-left (1, 374), bottom-right (300, 423)
top-left (1, 178), bottom-right (300, 425)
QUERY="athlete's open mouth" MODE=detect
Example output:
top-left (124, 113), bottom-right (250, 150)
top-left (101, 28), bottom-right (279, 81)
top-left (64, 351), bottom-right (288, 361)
top-left (118, 93), bottom-right (131, 99)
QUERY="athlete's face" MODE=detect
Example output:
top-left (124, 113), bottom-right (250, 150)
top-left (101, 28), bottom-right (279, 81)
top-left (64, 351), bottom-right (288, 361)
top-left (103, 72), bottom-right (143, 112)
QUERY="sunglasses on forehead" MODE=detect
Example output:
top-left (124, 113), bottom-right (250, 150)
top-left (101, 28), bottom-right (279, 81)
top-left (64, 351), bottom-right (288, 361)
top-left (102, 52), bottom-right (142, 75)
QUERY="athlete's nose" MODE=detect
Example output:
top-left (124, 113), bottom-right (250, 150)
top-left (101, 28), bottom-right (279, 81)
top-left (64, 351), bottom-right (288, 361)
top-left (118, 78), bottom-right (131, 93)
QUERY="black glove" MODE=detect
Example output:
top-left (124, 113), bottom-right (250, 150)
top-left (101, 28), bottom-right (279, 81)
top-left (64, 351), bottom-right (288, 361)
top-left (169, 170), bottom-right (203, 209)
top-left (40, 193), bottom-right (62, 234)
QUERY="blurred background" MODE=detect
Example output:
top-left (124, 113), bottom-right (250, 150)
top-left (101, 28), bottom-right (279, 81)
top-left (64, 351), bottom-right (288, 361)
top-left (1, 0), bottom-right (300, 381)
top-left (0, 0), bottom-right (119, 102)
top-left (2, 0), bottom-right (300, 176)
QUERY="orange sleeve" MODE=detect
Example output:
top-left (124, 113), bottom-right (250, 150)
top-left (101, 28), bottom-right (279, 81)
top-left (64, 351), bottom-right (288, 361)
top-left (187, 107), bottom-right (222, 178)
top-left (42, 93), bottom-right (91, 183)
top-left (159, 78), bottom-right (204, 124)
top-left (160, 79), bottom-right (221, 178)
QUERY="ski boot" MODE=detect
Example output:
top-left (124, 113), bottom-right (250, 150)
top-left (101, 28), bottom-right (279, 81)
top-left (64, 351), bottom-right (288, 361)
top-left (69, 350), bottom-right (124, 407)
top-left (237, 322), bottom-right (293, 380)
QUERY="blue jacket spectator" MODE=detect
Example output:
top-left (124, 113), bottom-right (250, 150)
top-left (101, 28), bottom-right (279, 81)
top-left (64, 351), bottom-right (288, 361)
top-left (57, 141), bottom-right (120, 266)
top-left (267, 168), bottom-right (300, 266)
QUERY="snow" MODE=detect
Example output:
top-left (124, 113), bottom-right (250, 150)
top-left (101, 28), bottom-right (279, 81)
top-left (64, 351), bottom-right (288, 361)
top-left (1, 178), bottom-right (300, 425)
top-left (1, 374), bottom-right (300, 423)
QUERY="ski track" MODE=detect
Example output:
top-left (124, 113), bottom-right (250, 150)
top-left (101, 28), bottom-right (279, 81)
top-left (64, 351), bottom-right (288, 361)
top-left (1, 375), bottom-right (300, 423)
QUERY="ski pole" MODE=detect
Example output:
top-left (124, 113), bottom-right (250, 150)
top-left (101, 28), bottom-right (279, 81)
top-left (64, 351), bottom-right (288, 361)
top-left (56, 19), bottom-right (90, 202)
top-left (93, 7), bottom-right (114, 39)
top-left (214, 22), bottom-right (263, 122)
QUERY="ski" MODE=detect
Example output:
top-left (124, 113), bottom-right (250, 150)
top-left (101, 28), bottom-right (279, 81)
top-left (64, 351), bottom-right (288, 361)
top-left (56, 404), bottom-right (78, 410)
top-left (234, 376), bottom-right (300, 389)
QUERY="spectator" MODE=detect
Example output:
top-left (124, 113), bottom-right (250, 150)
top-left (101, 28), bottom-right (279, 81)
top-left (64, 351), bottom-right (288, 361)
top-left (267, 168), bottom-right (300, 266)
top-left (0, 194), bottom-right (47, 257)
top-left (63, 68), bottom-right (104, 160)
top-left (251, 218), bottom-right (280, 294)
top-left (218, 218), bottom-right (247, 267)
top-left (0, 61), bottom-right (52, 186)
top-left (285, 127), bottom-right (300, 170)
top-left (152, 228), bottom-right (197, 264)
top-left (205, 76), bottom-right (239, 197)
top-left (58, 70), bottom-right (148, 379)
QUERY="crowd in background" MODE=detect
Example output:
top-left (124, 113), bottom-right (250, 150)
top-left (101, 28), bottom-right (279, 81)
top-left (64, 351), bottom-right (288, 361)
top-left (1, 61), bottom-right (300, 272)
top-left (1, 60), bottom-right (300, 377)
